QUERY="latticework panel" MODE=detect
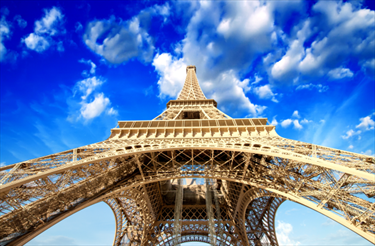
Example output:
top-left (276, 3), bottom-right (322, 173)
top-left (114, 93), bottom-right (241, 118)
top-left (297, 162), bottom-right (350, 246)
top-left (177, 66), bottom-right (206, 100)
top-left (0, 140), bottom-right (374, 244)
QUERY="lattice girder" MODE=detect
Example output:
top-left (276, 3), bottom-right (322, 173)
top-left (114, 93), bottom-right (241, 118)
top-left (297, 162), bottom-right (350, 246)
top-left (1, 144), bottom-right (374, 245)
top-left (1, 65), bottom-right (374, 245)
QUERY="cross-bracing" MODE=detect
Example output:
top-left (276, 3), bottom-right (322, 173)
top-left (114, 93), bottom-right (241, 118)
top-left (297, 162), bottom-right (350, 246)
top-left (0, 66), bottom-right (374, 245)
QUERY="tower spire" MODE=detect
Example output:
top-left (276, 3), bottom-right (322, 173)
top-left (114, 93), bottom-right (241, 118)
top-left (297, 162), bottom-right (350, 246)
top-left (153, 65), bottom-right (232, 120)
top-left (177, 65), bottom-right (207, 100)
top-left (1, 65), bottom-right (374, 246)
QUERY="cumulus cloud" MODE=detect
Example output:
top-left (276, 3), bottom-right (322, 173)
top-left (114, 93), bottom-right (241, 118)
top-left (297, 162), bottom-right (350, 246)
top-left (293, 119), bottom-right (303, 130)
top-left (269, 0), bottom-right (375, 85)
top-left (276, 221), bottom-right (300, 246)
top-left (281, 119), bottom-right (292, 128)
top-left (153, 1), bottom-right (280, 116)
top-left (24, 33), bottom-right (50, 52)
top-left (182, 1), bottom-right (275, 78)
top-left (80, 93), bottom-right (110, 120)
top-left (0, 16), bottom-right (11, 61)
top-left (23, 7), bottom-right (65, 53)
top-left (271, 19), bottom-right (311, 83)
top-left (74, 76), bottom-right (104, 100)
top-left (207, 70), bottom-right (266, 116)
top-left (253, 84), bottom-right (278, 102)
top-left (348, 145), bottom-right (354, 150)
top-left (153, 52), bottom-right (267, 116)
top-left (70, 60), bottom-right (115, 121)
top-left (251, 75), bottom-right (263, 85)
top-left (83, 3), bottom-right (170, 64)
top-left (342, 129), bottom-right (361, 139)
top-left (279, 111), bottom-right (305, 130)
top-left (327, 67), bottom-right (354, 80)
top-left (292, 110), bottom-right (300, 118)
top-left (356, 115), bottom-right (375, 131)
top-left (342, 113), bottom-right (375, 140)
top-left (107, 107), bottom-right (118, 116)
top-left (300, 118), bottom-right (312, 124)
top-left (84, 17), bottom-right (154, 64)
top-left (295, 83), bottom-right (329, 92)
top-left (152, 53), bottom-right (187, 98)
top-left (79, 59), bottom-right (96, 76)
top-left (271, 116), bottom-right (278, 126)
top-left (34, 7), bottom-right (64, 35)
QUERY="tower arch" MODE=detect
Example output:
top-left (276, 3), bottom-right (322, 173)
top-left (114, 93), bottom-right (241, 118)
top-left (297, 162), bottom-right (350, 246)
top-left (1, 66), bottom-right (374, 245)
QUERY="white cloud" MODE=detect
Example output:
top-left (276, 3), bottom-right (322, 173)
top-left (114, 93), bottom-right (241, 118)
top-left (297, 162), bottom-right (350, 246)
top-left (356, 115), bottom-right (375, 131)
top-left (302, 1), bottom-right (374, 76)
top-left (208, 70), bottom-right (266, 116)
top-left (342, 129), bottom-right (361, 139)
top-left (253, 84), bottom-right (278, 102)
top-left (271, 20), bottom-right (311, 83)
top-left (0, 162), bottom-right (5, 167)
top-left (341, 113), bottom-right (375, 140)
top-left (293, 120), bottom-right (303, 130)
top-left (84, 17), bottom-right (154, 64)
top-left (0, 16), bottom-right (11, 61)
top-left (348, 145), bottom-right (354, 150)
top-left (276, 221), bottom-right (300, 246)
top-left (69, 59), bottom-right (116, 121)
top-left (74, 76), bottom-right (104, 100)
top-left (181, 1), bottom-right (275, 76)
top-left (79, 59), bottom-right (97, 76)
top-left (327, 67), bottom-right (354, 80)
top-left (107, 107), bottom-right (118, 116)
top-left (23, 7), bottom-right (65, 52)
top-left (167, 1), bottom-right (276, 116)
top-left (361, 58), bottom-right (375, 75)
top-left (14, 15), bottom-right (27, 28)
top-left (152, 53), bottom-right (187, 98)
top-left (271, 116), bottom-right (278, 126)
top-left (301, 118), bottom-right (312, 124)
top-left (153, 2), bottom-right (170, 22)
top-left (251, 75), bottom-right (263, 85)
top-left (152, 52), bottom-right (267, 117)
top-left (83, 3), bottom-right (170, 65)
top-left (268, 0), bottom-right (375, 86)
top-left (34, 7), bottom-right (64, 36)
top-left (23, 33), bottom-right (50, 52)
top-left (292, 110), bottom-right (300, 118)
top-left (295, 83), bottom-right (329, 92)
top-left (80, 93), bottom-right (110, 120)
top-left (281, 119), bottom-right (292, 128)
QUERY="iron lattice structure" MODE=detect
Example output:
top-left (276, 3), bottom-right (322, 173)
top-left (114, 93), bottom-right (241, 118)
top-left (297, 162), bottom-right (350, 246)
top-left (0, 66), bottom-right (374, 245)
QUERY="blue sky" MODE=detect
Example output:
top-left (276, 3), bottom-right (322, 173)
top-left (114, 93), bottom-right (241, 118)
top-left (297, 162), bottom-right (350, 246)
top-left (0, 0), bottom-right (374, 245)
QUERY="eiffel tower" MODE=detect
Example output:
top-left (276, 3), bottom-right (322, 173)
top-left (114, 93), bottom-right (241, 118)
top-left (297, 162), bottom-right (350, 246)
top-left (0, 66), bottom-right (374, 245)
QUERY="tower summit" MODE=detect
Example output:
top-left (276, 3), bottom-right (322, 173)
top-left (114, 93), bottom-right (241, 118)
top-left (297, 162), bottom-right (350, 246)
top-left (0, 66), bottom-right (374, 245)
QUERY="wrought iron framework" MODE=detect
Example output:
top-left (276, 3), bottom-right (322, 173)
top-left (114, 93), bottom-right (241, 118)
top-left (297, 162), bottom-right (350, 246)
top-left (0, 65), bottom-right (374, 245)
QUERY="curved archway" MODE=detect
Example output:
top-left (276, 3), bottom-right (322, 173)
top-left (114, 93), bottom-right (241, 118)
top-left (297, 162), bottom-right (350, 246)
top-left (2, 147), bottom-right (374, 245)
